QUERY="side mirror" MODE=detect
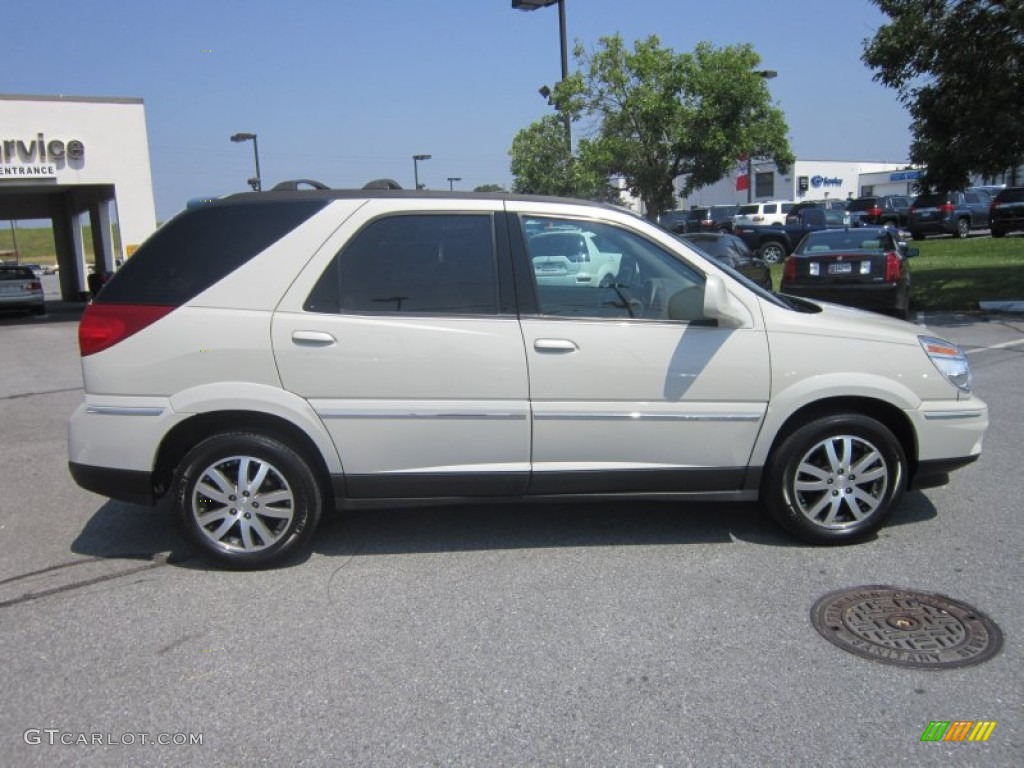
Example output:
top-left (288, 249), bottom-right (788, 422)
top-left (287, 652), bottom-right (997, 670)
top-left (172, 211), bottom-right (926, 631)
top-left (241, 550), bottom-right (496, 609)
top-left (667, 273), bottom-right (752, 328)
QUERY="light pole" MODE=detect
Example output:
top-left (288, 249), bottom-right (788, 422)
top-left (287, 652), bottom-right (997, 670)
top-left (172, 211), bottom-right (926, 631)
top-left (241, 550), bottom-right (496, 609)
top-left (230, 132), bottom-right (262, 191)
top-left (513, 0), bottom-right (570, 148)
top-left (447, 177), bottom-right (461, 191)
top-left (413, 154), bottom-right (432, 190)
top-left (747, 70), bottom-right (777, 203)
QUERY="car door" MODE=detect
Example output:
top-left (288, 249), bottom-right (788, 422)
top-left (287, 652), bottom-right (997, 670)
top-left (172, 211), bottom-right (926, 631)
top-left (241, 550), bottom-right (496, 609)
top-left (271, 199), bottom-right (531, 497)
top-left (507, 204), bottom-right (770, 495)
top-left (964, 191), bottom-right (990, 226)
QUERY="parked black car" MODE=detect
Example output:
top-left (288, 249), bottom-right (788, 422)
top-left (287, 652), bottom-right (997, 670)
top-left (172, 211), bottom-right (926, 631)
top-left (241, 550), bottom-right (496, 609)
top-left (846, 195), bottom-right (912, 227)
top-left (780, 227), bottom-right (916, 319)
top-left (656, 210), bottom-right (689, 234)
top-left (678, 232), bottom-right (772, 291)
top-left (907, 189), bottom-right (991, 239)
top-left (989, 187), bottom-right (1024, 237)
top-left (684, 204), bottom-right (739, 233)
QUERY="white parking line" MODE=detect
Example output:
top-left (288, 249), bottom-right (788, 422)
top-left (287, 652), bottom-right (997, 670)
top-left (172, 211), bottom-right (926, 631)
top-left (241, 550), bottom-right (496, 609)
top-left (965, 338), bottom-right (1024, 355)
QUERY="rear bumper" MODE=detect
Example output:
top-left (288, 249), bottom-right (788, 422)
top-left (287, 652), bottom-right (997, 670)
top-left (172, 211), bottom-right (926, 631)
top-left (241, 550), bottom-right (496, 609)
top-left (68, 462), bottom-right (155, 506)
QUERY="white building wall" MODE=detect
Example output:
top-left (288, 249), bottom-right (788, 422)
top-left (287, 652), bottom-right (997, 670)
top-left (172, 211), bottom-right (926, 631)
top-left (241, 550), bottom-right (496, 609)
top-left (0, 95), bottom-right (157, 253)
top-left (677, 159), bottom-right (909, 209)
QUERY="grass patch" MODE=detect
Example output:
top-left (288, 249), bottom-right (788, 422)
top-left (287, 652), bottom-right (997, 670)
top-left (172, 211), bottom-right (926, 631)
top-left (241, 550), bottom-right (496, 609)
top-left (0, 224), bottom-right (121, 265)
top-left (770, 234), bottom-right (1024, 311)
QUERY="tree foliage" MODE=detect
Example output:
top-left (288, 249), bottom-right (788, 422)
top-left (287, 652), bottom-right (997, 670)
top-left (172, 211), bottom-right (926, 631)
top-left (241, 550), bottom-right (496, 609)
top-left (510, 35), bottom-right (793, 218)
top-left (863, 0), bottom-right (1024, 190)
top-left (509, 115), bottom-right (614, 200)
top-left (473, 183), bottom-right (507, 193)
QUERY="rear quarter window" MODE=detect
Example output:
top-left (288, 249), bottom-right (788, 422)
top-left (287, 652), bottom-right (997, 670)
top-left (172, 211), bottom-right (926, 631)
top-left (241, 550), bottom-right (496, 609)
top-left (97, 199), bottom-right (328, 306)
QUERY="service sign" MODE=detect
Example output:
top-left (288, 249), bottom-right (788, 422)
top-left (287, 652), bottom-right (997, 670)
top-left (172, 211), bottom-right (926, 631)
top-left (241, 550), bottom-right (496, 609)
top-left (0, 133), bottom-right (85, 179)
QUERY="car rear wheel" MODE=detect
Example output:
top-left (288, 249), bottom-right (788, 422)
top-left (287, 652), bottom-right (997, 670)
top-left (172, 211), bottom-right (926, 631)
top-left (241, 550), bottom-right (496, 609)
top-left (956, 218), bottom-right (970, 238)
top-left (991, 227), bottom-right (1006, 238)
top-left (173, 432), bottom-right (323, 569)
top-left (758, 241), bottom-right (785, 264)
top-left (764, 414), bottom-right (906, 544)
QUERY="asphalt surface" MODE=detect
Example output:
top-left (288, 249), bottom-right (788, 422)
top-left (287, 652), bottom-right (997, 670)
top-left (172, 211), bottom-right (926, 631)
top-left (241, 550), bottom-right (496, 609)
top-left (0, 285), bottom-right (1021, 767)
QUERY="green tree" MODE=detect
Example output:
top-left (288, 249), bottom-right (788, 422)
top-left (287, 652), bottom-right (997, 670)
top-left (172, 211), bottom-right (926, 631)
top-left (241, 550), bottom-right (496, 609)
top-left (509, 115), bottom-right (613, 199)
top-left (863, 0), bottom-right (1024, 190)
top-left (540, 35), bottom-right (792, 218)
top-left (473, 183), bottom-right (507, 193)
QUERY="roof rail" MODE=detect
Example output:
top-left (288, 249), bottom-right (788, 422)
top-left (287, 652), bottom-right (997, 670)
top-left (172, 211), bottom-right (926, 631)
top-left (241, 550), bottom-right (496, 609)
top-left (270, 179), bottom-right (331, 191)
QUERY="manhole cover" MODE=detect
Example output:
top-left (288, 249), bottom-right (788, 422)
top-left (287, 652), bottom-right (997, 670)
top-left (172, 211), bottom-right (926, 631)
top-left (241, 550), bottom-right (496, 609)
top-left (810, 586), bottom-right (1002, 669)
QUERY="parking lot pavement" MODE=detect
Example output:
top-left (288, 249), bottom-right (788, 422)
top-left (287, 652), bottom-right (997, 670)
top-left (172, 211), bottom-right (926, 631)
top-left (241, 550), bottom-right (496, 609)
top-left (0, 312), bottom-right (1021, 767)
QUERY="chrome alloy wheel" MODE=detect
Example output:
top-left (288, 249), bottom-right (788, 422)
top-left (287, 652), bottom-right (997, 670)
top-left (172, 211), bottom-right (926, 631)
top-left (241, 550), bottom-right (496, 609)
top-left (191, 455), bottom-right (295, 553)
top-left (791, 434), bottom-right (889, 530)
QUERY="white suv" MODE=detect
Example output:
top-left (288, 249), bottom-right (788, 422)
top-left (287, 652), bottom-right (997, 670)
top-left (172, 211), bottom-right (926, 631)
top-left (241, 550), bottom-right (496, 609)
top-left (68, 187), bottom-right (988, 569)
top-left (733, 200), bottom-right (795, 227)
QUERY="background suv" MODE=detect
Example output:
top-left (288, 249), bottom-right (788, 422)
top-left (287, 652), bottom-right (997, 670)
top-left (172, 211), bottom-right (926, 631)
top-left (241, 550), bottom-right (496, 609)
top-left (908, 189), bottom-right (991, 239)
top-left (733, 201), bottom-right (794, 227)
top-left (846, 195), bottom-right (912, 227)
top-left (989, 186), bottom-right (1024, 237)
top-left (684, 205), bottom-right (739, 233)
top-left (69, 187), bottom-right (987, 568)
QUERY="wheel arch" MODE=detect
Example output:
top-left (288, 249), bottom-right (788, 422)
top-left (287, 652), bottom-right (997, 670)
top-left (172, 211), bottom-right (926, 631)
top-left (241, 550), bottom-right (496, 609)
top-left (760, 396), bottom-right (918, 486)
top-left (153, 410), bottom-right (335, 501)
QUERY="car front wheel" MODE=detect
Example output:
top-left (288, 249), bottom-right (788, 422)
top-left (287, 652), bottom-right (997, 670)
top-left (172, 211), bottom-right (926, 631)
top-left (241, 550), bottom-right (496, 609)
top-left (956, 218), bottom-right (970, 238)
top-left (764, 414), bottom-right (906, 544)
top-left (173, 432), bottom-right (323, 569)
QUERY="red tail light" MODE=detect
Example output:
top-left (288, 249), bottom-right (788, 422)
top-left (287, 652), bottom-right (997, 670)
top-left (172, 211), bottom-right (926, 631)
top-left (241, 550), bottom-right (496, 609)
top-left (79, 303), bottom-right (174, 357)
top-left (884, 252), bottom-right (902, 282)
top-left (868, 206), bottom-right (882, 218)
top-left (938, 203), bottom-right (955, 214)
top-left (29, 280), bottom-right (42, 291)
top-left (783, 255), bottom-right (796, 282)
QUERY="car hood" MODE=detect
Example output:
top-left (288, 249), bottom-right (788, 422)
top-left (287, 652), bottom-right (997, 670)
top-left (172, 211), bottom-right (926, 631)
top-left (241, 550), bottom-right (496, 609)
top-left (761, 295), bottom-right (925, 346)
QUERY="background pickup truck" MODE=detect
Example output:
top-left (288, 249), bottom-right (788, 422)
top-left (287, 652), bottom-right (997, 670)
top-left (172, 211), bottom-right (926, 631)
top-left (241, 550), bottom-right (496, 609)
top-left (732, 207), bottom-right (846, 263)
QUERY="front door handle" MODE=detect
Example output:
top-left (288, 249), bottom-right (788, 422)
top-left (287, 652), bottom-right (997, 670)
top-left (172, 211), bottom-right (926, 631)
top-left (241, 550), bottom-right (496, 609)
top-left (291, 331), bottom-right (336, 347)
top-left (534, 338), bottom-right (578, 353)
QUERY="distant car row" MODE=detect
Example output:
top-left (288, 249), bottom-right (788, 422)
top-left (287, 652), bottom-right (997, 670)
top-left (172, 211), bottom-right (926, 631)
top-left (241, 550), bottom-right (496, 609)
top-left (660, 185), bottom-right (1022, 241)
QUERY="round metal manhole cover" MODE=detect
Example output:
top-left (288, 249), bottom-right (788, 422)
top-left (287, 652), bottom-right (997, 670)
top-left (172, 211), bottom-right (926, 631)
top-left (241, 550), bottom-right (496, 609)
top-left (811, 586), bottom-right (1003, 669)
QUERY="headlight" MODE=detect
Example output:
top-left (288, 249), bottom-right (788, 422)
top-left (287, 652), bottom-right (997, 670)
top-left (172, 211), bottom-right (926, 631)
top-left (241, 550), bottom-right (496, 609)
top-left (919, 336), bottom-right (972, 392)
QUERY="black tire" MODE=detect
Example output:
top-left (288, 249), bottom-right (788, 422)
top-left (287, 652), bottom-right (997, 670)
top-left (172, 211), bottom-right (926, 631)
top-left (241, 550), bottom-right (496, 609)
top-left (991, 227), bottom-right (1006, 238)
top-left (758, 241), bottom-right (786, 264)
top-left (911, 231), bottom-right (926, 241)
top-left (956, 218), bottom-right (970, 239)
top-left (763, 414), bottom-right (907, 545)
top-left (173, 432), bottom-right (323, 569)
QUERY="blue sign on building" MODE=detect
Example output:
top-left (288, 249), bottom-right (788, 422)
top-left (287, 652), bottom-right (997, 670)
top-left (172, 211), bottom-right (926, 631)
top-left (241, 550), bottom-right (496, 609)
top-left (811, 175), bottom-right (842, 188)
top-left (889, 170), bottom-right (923, 182)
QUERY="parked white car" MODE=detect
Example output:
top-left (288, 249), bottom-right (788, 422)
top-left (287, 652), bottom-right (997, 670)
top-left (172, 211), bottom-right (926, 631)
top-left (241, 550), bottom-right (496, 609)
top-left (733, 200), bottom-right (795, 227)
top-left (69, 186), bottom-right (988, 568)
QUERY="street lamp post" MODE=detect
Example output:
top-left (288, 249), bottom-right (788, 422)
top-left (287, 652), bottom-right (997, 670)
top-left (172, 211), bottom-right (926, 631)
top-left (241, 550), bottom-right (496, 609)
top-left (230, 132), bottom-right (262, 191)
top-left (747, 70), bottom-right (778, 203)
top-left (413, 154), bottom-right (432, 190)
top-left (447, 177), bottom-right (461, 191)
top-left (513, 0), bottom-right (570, 148)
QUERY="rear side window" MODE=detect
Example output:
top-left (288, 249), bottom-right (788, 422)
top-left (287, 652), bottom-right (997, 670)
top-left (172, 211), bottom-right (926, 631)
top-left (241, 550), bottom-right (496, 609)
top-left (0, 267), bottom-right (34, 281)
top-left (305, 214), bottom-right (498, 315)
top-left (913, 194), bottom-right (945, 208)
top-left (846, 198), bottom-right (876, 211)
top-left (97, 200), bottom-right (327, 305)
top-left (737, 205), bottom-right (758, 215)
top-left (764, 204), bottom-right (777, 214)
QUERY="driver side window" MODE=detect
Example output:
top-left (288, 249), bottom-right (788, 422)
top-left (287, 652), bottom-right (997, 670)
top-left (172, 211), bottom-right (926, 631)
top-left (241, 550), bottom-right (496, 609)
top-left (521, 215), bottom-right (707, 322)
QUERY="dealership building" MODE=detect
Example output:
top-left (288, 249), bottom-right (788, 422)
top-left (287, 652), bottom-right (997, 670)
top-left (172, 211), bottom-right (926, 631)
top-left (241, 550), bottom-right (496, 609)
top-left (678, 158), bottom-right (917, 209)
top-left (0, 94), bottom-right (157, 300)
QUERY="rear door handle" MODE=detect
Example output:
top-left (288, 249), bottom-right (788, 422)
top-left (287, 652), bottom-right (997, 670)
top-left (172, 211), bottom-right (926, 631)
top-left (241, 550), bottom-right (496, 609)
top-left (291, 331), bottom-right (336, 347)
top-left (534, 338), bottom-right (578, 353)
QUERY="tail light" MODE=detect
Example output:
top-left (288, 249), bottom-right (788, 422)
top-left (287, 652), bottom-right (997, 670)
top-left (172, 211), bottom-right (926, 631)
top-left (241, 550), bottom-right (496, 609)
top-left (938, 203), bottom-right (955, 214)
top-left (79, 303), bottom-right (174, 357)
top-left (29, 280), bottom-right (42, 291)
top-left (783, 255), bottom-right (796, 282)
top-left (868, 206), bottom-right (882, 219)
top-left (884, 252), bottom-right (902, 282)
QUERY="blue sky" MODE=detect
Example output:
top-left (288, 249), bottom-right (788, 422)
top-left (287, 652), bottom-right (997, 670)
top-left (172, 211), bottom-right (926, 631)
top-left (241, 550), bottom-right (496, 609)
top-left (7, 0), bottom-right (910, 221)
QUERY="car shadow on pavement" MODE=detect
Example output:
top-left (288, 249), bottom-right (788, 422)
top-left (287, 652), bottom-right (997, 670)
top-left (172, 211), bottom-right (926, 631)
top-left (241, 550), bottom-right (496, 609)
top-left (70, 499), bottom-right (191, 563)
top-left (67, 491), bottom-right (938, 570)
top-left (313, 499), bottom-right (798, 561)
